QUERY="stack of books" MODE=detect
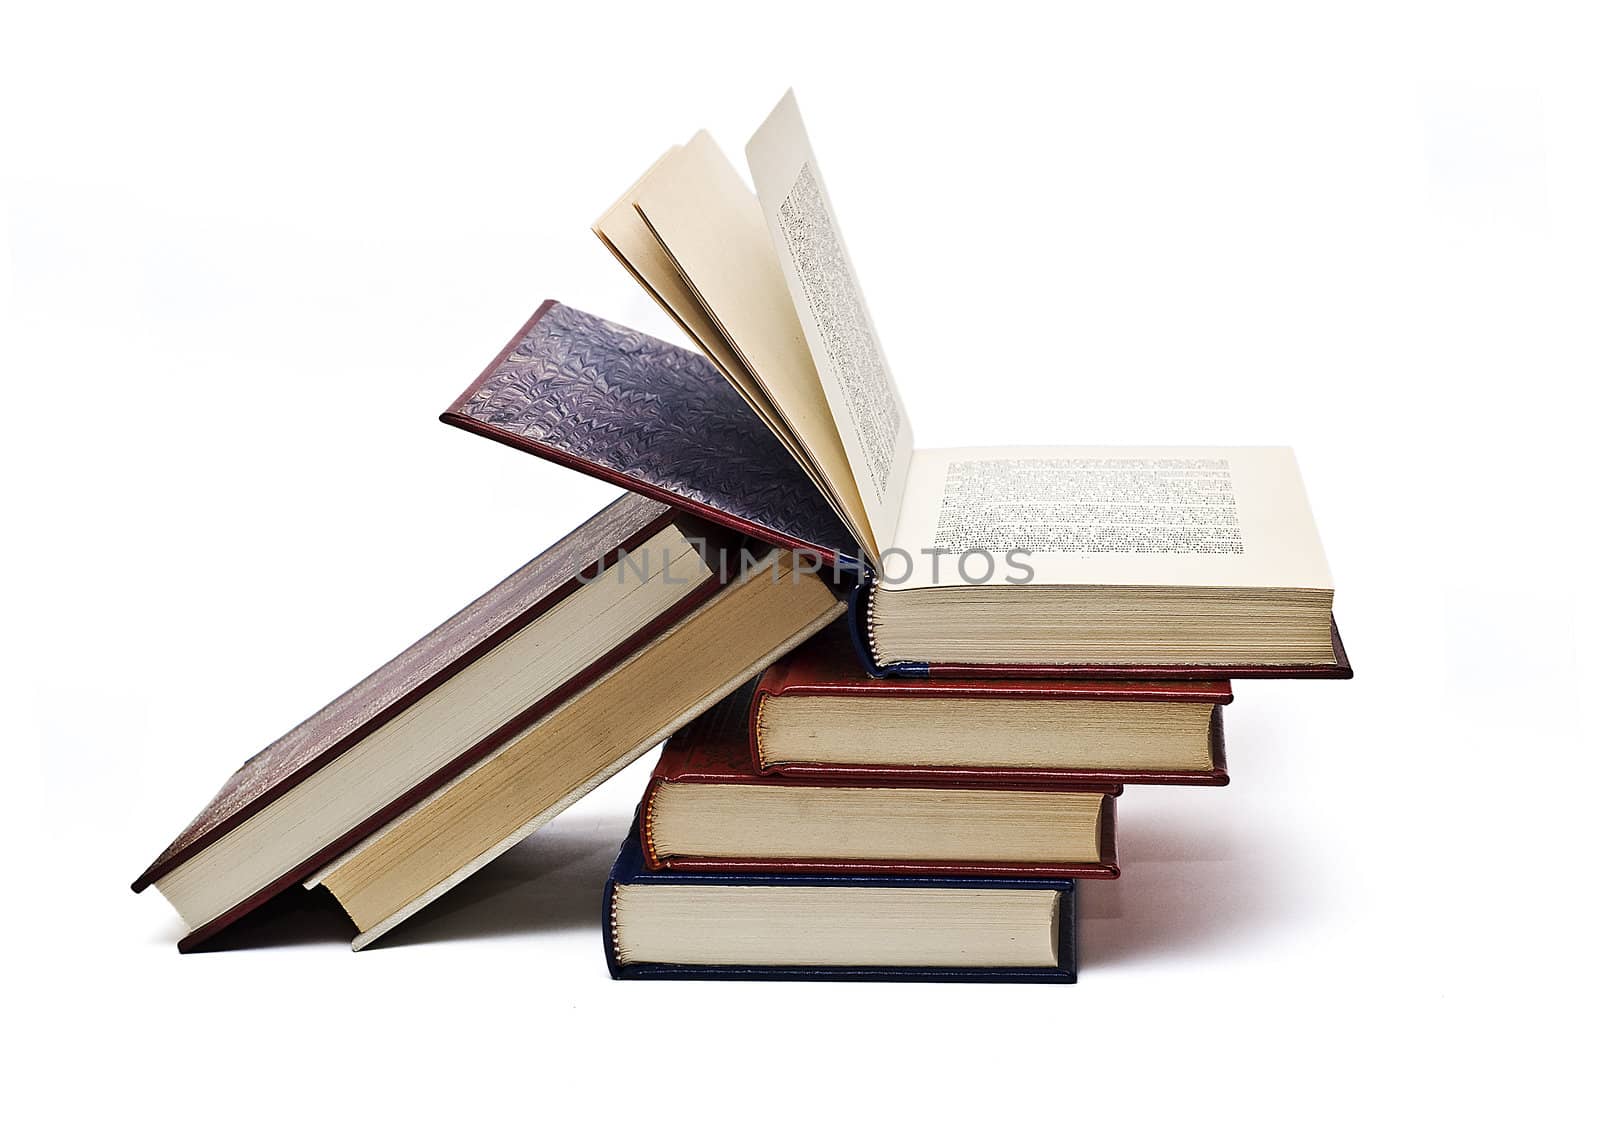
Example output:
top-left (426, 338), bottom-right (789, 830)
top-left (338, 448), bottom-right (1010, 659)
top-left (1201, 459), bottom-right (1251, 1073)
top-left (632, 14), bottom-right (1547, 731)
top-left (134, 91), bottom-right (1349, 981)
top-left (603, 634), bottom-right (1215, 983)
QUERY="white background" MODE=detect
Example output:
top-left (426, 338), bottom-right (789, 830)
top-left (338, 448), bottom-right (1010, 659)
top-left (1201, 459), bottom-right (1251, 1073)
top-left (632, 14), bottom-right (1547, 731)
top-left (7, 1), bottom-right (1595, 1117)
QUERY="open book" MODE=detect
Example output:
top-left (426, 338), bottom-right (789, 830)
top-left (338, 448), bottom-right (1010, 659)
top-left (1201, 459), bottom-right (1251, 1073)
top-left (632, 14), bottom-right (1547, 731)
top-left (590, 92), bottom-right (1344, 676)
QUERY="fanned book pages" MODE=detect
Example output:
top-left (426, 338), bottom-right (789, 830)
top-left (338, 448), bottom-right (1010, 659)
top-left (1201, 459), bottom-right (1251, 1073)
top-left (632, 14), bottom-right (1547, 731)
top-left (605, 823), bottom-right (1079, 983)
top-left (563, 89), bottom-right (1351, 678)
top-left (132, 494), bottom-right (740, 950)
top-left (639, 685), bottom-right (1120, 879)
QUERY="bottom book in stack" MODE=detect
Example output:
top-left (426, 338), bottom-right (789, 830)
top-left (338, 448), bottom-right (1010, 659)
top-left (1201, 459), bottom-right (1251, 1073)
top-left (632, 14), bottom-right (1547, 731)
top-left (604, 828), bottom-right (1080, 983)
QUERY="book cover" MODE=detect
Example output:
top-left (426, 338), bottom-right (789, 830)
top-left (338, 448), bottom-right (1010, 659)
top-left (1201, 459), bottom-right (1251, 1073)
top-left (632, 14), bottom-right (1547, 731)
top-left (604, 825), bottom-right (1079, 983)
top-left (134, 493), bottom-right (735, 951)
top-left (754, 622), bottom-right (1232, 787)
top-left (443, 300), bottom-right (1351, 680)
top-left (442, 299), bottom-right (861, 568)
top-left (310, 550), bottom-right (848, 950)
top-left (640, 687), bottom-right (1121, 879)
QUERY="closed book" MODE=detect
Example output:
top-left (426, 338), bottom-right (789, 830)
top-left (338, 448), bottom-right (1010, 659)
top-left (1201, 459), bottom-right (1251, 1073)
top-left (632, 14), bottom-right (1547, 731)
top-left (640, 687), bottom-right (1120, 880)
top-left (133, 493), bottom-right (740, 951)
top-left (311, 548), bottom-right (846, 949)
top-left (752, 622), bottom-right (1231, 787)
top-left (605, 824), bottom-right (1078, 983)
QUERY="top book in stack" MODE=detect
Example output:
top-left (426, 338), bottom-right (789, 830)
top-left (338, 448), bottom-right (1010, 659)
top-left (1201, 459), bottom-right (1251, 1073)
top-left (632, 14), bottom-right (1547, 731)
top-left (448, 90), bottom-right (1349, 679)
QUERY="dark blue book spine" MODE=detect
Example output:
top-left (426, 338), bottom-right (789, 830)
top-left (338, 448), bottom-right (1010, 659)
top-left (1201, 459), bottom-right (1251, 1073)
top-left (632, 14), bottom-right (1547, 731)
top-left (846, 573), bottom-right (929, 679)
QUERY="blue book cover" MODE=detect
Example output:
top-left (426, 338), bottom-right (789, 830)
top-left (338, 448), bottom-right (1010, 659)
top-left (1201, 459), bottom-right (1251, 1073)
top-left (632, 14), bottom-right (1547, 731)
top-left (603, 823), bottom-right (1078, 983)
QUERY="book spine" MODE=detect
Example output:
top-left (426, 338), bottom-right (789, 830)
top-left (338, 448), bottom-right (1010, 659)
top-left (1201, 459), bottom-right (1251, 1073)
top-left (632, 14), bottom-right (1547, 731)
top-left (638, 778), bottom-right (666, 870)
top-left (847, 575), bottom-right (928, 679)
top-left (601, 875), bottom-right (625, 980)
top-left (748, 689), bottom-right (775, 774)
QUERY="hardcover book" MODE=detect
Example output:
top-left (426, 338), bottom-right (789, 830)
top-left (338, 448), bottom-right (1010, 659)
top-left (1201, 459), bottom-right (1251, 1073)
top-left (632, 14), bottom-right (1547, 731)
top-left (132, 493), bottom-right (737, 951)
top-left (445, 301), bottom-right (1350, 679)
top-left (641, 686), bottom-right (1120, 879)
top-left (751, 622), bottom-right (1231, 786)
top-left (605, 825), bottom-right (1079, 983)
top-left (443, 298), bottom-right (859, 567)
top-left (575, 88), bottom-right (1352, 678)
top-left (310, 547), bottom-right (846, 949)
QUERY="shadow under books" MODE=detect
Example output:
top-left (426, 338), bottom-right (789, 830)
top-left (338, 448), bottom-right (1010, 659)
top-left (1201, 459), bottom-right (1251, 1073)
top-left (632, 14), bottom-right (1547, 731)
top-left (193, 808), bottom-right (1304, 961)
top-left (364, 811), bottom-right (628, 949)
top-left (1078, 811), bottom-right (1305, 970)
top-left (181, 811), bottom-right (627, 953)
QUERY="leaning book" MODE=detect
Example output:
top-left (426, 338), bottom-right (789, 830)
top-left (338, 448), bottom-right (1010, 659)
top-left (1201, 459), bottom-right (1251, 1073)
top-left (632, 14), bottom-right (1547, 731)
top-left (446, 299), bottom-right (1347, 678)
top-left (134, 494), bottom-right (762, 950)
top-left (310, 545), bottom-right (843, 949)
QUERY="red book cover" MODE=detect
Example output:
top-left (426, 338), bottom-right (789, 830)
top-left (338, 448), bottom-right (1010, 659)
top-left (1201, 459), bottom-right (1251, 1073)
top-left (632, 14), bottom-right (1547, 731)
top-left (640, 688), bottom-right (1121, 880)
top-left (751, 624), bottom-right (1232, 787)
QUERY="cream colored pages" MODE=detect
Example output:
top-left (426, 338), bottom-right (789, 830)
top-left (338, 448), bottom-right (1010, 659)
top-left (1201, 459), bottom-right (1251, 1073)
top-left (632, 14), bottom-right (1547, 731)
top-left (630, 131), bottom-right (879, 564)
top-left (746, 90), bottom-right (915, 556)
top-left (593, 147), bottom-right (803, 464)
top-left (594, 148), bottom-right (859, 531)
top-left (888, 445), bottom-right (1334, 591)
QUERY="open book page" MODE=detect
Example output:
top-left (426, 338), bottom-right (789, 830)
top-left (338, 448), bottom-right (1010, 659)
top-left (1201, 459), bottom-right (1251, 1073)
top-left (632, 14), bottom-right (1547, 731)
top-left (630, 131), bottom-right (880, 564)
top-left (746, 90), bottom-right (915, 559)
top-left (888, 446), bottom-right (1334, 591)
top-left (593, 145), bottom-right (842, 519)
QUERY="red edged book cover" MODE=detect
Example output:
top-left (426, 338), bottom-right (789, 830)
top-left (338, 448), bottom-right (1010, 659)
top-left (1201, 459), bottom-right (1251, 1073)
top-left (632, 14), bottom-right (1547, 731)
top-left (640, 687), bottom-right (1121, 880)
top-left (752, 624), bottom-right (1232, 787)
top-left (440, 300), bottom-right (862, 568)
top-left (134, 494), bottom-right (734, 951)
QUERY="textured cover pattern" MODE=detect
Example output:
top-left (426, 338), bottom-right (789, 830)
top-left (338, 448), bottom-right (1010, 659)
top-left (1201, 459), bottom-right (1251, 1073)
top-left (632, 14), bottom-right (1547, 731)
top-left (133, 492), bottom-right (678, 891)
top-left (640, 686), bottom-right (1120, 879)
top-left (444, 301), bottom-right (860, 565)
top-left (604, 824), bottom-right (1078, 983)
